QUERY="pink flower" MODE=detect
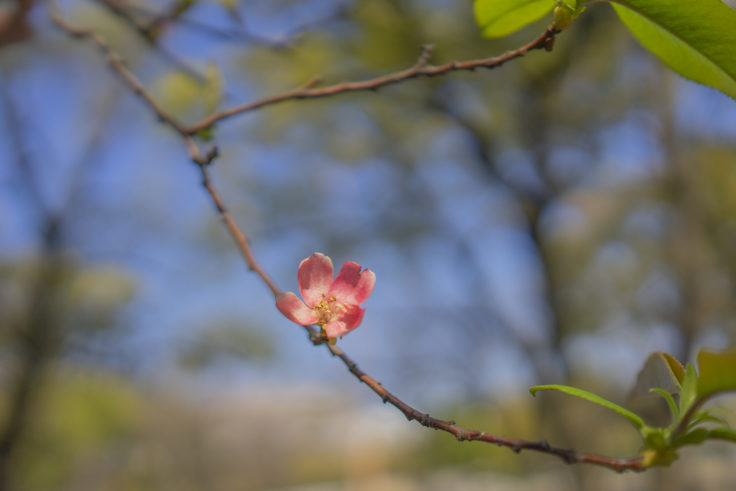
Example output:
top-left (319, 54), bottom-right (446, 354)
top-left (276, 253), bottom-right (375, 339)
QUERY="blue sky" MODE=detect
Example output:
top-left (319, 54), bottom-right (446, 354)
top-left (2, 0), bottom-right (736, 412)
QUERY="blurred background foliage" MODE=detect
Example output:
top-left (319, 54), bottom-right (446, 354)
top-left (1, 0), bottom-right (736, 489)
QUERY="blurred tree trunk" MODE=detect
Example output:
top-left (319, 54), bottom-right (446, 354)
top-left (0, 220), bottom-right (64, 491)
top-left (0, 85), bottom-right (66, 491)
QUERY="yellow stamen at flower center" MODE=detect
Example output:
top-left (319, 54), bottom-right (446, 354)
top-left (314, 294), bottom-right (337, 326)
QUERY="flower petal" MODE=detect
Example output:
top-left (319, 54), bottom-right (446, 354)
top-left (298, 253), bottom-right (334, 307)
top-left (323, 305), bottom-right (365, 338)
top-left (329, 262), bottom-right (375, 305)
top-left (276, 292), bottom-right (319, 325)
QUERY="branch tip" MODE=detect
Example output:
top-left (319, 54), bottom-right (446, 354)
top-left (300, 76), bottom-right (323, 90)
top-left (414, 44), bottom-right (434, 69)
top-left (204, 146), bottom-right (219, 163)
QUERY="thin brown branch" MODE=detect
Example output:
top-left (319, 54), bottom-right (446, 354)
top-left (94, 0), bottom-right (234, 91)
top-left (48, 3), bottom-right (646, 473)
top-left (198, 163), bottom-right (281, 298)
top-left (48, 0), bottom-right (187, 135)
top-left (183, 27), bottom-right (559, 134)
top-left (321, 342), bottom-right (644, 472)
top-left (194, 168), bottom-right (646, 473)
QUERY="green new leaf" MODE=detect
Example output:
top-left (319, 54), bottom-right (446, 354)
top-left (687, 410), bottom-right (728, 429)
top-left (661, 351), bottom-right (686, 386)
top-left (530, 384), bottom-right (646, 430)
top-left (474, 0), bottom-right (555, 38)
top-left (628, 351), bottom-right (685, 425)
top-left (610, 0), bottom-right (736, 100)
top-left (672, 427), bottom-right (710, 448)
top-left (707, 426), bottom-right (736, 443)
top-left (650, 388), bottom-right (679, 419)
top-left (630, 351), bottom-right (685, 397)
top-left (696, 347), bottom-right (736, 399)
top-left (195, 126), bottom-right (216, 142)
top-left (679, 364), bottom-right (699, 414)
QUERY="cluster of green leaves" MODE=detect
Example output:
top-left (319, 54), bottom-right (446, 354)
top-left (531, 348), bottom-right (736, 467)
top-left (474, 0), bottom-right (736, 466)
top-left (474, 0), bottom-right (736, 100)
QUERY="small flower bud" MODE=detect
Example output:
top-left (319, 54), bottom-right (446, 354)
top-left (553, 6), bottom-right (574, 30)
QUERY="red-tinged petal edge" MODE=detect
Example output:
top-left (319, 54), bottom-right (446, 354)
top-left (329, 262), bottom-right (375, 306)
top-left (323, 305), bottom-right (365, 338)
top-left (298, 253), bottom-right (334, 307)
top-left (276, 292), bottom-right (319, 325)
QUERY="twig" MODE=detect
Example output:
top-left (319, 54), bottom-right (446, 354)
top-left (97, 0), bottom-right (224, 85)
top-left (197, 163), bottom-right (281, 298)
top-left (48, 1), bottom-right (187, 135)
top-left (324, 341), bottom-right (644, 472)
top-left (48, 1), bottom-right (646, 472)
top-left (182, 26), bottom-right (559, 134)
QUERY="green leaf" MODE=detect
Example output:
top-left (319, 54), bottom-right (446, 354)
top-left (696, 347), bottom-right (736, 399)
top-left (610, 0), bottom-right (736, 100)
top-left (672, 427), bottom-right (710, 448)
top-left (707, 426), bottom-right (736, 442)
top-left (679, 364), bottom-right (699, 414)
top-left (687, 410), bottom-right (728, 429)
top-left (195, 126), bottom-right (216, 142)
top-left (530, 384), bottom-right (646, 430)
top-left (649, 388), bottom-right (679, 419)
top-left (630, 351), bottom-right (685, 396)
top-left (474, 0), bottom-right (555, 38)
top-left (661, 352), bottom-right (686, 386)
top-left (628, 352), bottom-right (685, 426)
